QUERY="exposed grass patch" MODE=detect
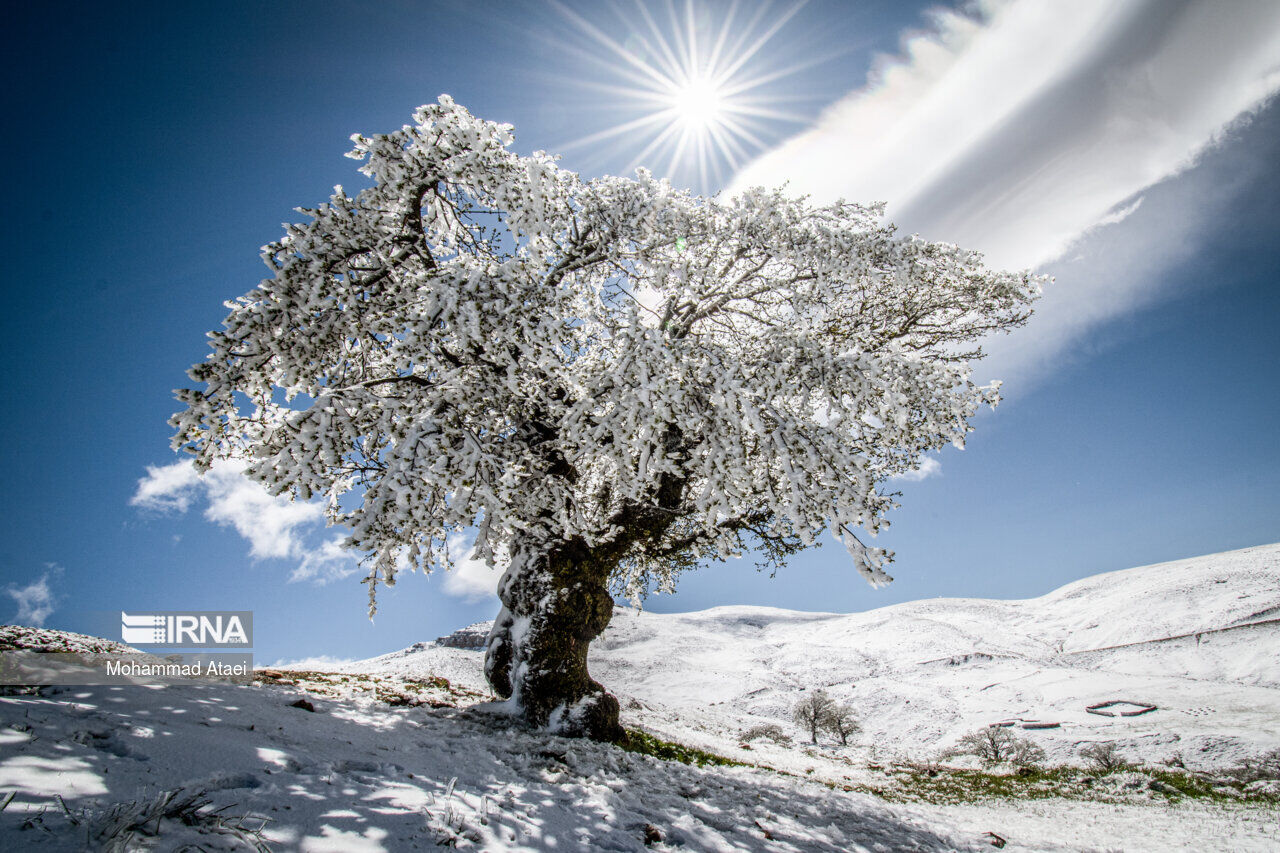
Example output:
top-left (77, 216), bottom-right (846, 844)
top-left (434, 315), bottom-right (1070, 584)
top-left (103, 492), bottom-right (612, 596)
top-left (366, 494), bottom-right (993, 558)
top-left (865, 764), bottom-right (1280, 806)
top-left (621, 728), bottom-right (750, 769)
top-left (618, 730), bottom-right (1278, 809)
top-left (877, 766), bottom-right (1084, 804)
top-left (254, 669), bottom-right (480, 708)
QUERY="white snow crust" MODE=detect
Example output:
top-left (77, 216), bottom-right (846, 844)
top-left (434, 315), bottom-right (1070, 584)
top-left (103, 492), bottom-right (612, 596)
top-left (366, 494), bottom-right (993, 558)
top-left (0, 543), bottom-right (1276, 850)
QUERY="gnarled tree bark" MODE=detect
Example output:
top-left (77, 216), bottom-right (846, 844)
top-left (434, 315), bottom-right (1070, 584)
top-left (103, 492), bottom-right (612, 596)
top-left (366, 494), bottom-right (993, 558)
top-left (485, 427), bottom-right (689, 742)
top-left (484, 537), bottom-right (624, 741)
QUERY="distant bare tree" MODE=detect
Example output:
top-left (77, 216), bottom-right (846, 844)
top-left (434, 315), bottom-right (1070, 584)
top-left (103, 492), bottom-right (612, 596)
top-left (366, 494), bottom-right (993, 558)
top-left (820, 703), bottom-right (861, 746)
top-left (792, 690), bottom-right (835, 745)
top-left (1010, 737), bottom-right (1047, 769)
top-left (1080, 741), bottom-right (1130, 773)
top-left (949, 726), bottom-right (1045, 768)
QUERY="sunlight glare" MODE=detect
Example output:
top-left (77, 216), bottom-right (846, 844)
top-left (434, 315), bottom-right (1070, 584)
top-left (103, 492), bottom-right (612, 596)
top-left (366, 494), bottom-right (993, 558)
top-left (549, 0), bottom-right (824, 193)
top-left (671, 76), bottom-right (724, 130)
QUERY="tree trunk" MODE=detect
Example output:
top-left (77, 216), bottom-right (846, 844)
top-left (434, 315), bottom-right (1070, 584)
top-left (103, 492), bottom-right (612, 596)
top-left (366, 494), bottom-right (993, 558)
top-left (484, 537), bottom-right (625, 742)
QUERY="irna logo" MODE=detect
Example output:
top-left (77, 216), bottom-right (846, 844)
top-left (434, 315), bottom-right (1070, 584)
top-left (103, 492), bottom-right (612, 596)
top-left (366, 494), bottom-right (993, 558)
top-left (121, 611), bottom-right (253, 648)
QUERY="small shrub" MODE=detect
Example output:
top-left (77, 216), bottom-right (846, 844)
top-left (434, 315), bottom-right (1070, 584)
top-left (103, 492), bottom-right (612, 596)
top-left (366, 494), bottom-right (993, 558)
top-left (1231, 747), bottom-right (1280, 783)
top-left (741, 723), bottom-right (793, 745)
top-left (1080, 741), bottom-right (1130, 773)
top-left (904, 757), bottom-right (944, 777)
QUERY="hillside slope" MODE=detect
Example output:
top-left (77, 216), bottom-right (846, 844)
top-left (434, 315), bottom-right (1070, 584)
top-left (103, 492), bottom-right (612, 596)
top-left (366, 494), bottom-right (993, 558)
top-left (368, 543), bottom-right (1280, 769)
top-left (601, 542), bottom-right (1280, 768)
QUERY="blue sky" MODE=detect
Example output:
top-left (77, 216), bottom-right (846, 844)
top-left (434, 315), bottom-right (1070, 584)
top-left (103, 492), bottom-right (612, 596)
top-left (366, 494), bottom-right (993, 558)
top-left (3, 0), bottom-right (1278, 664)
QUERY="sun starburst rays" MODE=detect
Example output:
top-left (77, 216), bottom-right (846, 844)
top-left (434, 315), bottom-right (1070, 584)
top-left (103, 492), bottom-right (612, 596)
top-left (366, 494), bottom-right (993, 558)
top-left (549, 0), bottom-right (816, 194)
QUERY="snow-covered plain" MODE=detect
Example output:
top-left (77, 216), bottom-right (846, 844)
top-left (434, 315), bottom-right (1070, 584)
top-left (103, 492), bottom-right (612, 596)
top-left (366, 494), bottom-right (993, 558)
top-left (1, 544), bottom-right (1277, 850)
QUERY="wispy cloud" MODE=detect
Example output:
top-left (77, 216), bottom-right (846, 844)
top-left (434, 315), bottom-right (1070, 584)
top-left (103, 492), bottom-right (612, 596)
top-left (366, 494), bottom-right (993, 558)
top-left (1091, 197), bottom-right (1145, 231)
top-left (6, 564), bottom-right (61, 627)
top-left (132, 461), bottom-right (503, 599)
top-left (131, 461), bottom-right (202, 513)
top-left (198, 463), bottom-right (324, 561)
top-left (291, 538), bottom-right (358, 584)
top-left (131, 460), bottom-right (357, 583)
top-left (731, 0), bottom-right (1280, 385)
top-left (442, 533), bottom-right (501, 603)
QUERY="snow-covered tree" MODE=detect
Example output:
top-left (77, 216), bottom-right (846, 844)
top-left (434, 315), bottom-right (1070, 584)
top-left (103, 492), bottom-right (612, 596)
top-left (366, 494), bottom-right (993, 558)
top-left (172, 97), bottom-right (1041, 741)
top-left (949, 726), bottom-right (1046, 767)
top-left (793, 690), bottom-right (836, 745)
top-left (820, 702), bottom-right (861, 746)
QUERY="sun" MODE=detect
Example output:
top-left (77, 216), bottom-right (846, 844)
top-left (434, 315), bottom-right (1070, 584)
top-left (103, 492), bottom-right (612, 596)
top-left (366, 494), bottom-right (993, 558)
top-left (670, 76), bottom-right (725, 131)
top-left (547, 0), bottom-right (827, 193)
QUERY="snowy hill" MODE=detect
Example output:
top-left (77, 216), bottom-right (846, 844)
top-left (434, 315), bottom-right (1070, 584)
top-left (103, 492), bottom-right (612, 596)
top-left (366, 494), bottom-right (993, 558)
top-left (357, 542), bottom-right (1280, 771)
top-left (1, 543), bottom-right (1276, 851)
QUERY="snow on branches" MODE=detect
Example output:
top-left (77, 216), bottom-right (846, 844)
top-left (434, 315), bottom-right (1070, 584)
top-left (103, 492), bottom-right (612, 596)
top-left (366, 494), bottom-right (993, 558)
top-left (172, 96), bottom-right (1042, 611)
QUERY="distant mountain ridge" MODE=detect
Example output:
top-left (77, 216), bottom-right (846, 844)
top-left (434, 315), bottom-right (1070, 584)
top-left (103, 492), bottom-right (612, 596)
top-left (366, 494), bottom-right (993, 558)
top-left (434, 622), bottom-right (490, 649)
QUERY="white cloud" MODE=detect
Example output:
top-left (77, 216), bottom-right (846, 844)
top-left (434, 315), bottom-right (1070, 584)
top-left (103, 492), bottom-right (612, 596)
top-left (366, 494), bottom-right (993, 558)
top-left (6, 565), bottom-right (61, 628)
top-left (893, 456), bottom-right (942, 483)
top-left (264, 655), bottom-right (357, 670)
top-left (442, 533), bottom-right (501, 602)
top-left (1091, 197), bottom-right (1144, 231)
top-left (730, 0), bottom-right (1280, 385)
top-left (198, 462), bottom-right (324, 560)
top-left (291, 537), bottom-right (360, 584)
top-left (131, 461), bottom-right (201, 513)
top-left (131, 460), bottom-right (356, 583)
top-left (131, 461), bottom-right (503, 594)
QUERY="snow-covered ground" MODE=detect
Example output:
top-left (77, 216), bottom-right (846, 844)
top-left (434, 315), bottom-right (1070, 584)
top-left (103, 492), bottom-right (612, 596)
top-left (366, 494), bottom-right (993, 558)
top-left (591, 541), bottom-right (1280, 771)
top-left (364, 542), bottom-right (1280, 771)
top-left (1, 543), bottom-right (1277, 850)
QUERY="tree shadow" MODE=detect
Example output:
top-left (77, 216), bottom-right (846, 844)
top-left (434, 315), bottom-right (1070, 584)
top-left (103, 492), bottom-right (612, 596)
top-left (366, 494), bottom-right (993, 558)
top-left (0, 680), bottom-right (978, 850)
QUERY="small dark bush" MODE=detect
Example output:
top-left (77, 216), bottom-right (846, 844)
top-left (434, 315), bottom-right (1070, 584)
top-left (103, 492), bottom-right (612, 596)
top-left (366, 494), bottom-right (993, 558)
top-left (1231, 747), bottom-right (1280, 783)
top-left (1080, 741), bottom-right (1131, 773)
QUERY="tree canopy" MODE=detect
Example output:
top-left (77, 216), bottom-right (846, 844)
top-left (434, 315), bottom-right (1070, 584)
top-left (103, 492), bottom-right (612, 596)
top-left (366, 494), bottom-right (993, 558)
top-left (176, 96), bottom-right (1038, 601)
